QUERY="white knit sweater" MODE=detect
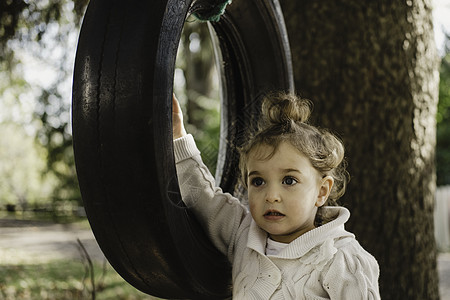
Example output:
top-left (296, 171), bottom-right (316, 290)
top-left (174, 135), bottom-right (380, 299)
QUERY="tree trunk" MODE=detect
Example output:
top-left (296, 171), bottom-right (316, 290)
top-left (279, 0), bottom-right (440, 299)
top-left (182, 21), bottom-right (216, 128)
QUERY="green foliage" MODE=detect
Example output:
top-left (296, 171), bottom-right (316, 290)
top-left (35, 84), bottom-right (81, 203)
top-left (186, 94), bottom-right (221, 174)
top-left (0, 0), bottom-right (86, 43)
top-left (0, 63), bottom-right (57, 210)
top-left (437, 51), bottom-right (450, 186)
top-left (0, 0), bottom-right (27, 62)
top-left (0, 0), bottom-right (86, 75)
top-left (0, 122), bottom-right (53, 210)
top-left (175, 19), bottom-right (221, 175)
top-left (0, 0), bottom-right (87, 208)
top-left (0, 260), bottom-right (157, 299)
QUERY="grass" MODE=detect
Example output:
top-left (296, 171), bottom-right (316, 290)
top-left (0, 209), bottom-right (85, 225)
top-left (0, 259), bottom-right (160, 300)
top-left (0, 211), bottom-right (162, 300)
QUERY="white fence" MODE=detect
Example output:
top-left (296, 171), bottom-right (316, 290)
top-left (435, 185), bottom-right (450, 251)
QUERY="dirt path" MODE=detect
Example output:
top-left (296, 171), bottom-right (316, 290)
top-left (0, 219), bottom-right (105, 265)
top-left (1, 218), bottom-right (449, 299)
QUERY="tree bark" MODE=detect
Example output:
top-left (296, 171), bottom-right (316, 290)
top-left (279, 0), bottom-right (440, 299)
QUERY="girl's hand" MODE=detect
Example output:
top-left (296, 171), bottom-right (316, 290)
top-left (172, 94), bottom-right (187, 139)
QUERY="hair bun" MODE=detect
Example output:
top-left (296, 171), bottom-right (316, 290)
top-left (262, 92), bottom-right (312, 126)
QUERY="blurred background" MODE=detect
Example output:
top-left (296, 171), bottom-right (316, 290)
top-left (0, 2), bottom-right (222, 220)
top-left (0, 0), bottom-right (449, 299)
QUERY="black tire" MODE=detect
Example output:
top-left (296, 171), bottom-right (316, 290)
top-left (72, 0), bottom-right (293, 299)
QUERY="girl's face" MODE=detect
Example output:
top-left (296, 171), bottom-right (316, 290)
top-left (246, 141), bottom-right (333, 243)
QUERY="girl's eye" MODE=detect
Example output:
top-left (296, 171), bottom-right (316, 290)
top-left (283, 176), bottom-right (298, 186)
top-left (251, 177), bottom-right (265, 187)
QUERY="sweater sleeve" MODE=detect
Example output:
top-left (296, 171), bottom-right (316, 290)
top-left (322, 241), bottom-right (380, 300)
top-left (173, 134), bottom-right (249, 260)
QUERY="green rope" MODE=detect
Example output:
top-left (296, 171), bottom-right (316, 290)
top-left (192, 0), bottom-right (232, 22)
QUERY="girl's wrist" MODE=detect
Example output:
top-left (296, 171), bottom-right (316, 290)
top-left (173, 128), bottom-right (187, 140)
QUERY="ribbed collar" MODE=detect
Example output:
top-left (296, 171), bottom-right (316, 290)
top-left (246, 207), bottom-right (354, 259)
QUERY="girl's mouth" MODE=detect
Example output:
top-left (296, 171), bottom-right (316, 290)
top-left (264, 210), bottom-right (285, 220)
top-left (264, 211), bottom-right (284, 216)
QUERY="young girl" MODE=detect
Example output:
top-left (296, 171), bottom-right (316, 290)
top-left (172, 92), bottom-right (380, 299)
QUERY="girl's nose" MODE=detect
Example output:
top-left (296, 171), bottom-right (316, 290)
top-left (265, 187), bottom-right (281, 203)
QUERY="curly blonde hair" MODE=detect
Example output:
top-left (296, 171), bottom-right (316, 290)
top-left (239, 92), bottom-right (349, 226)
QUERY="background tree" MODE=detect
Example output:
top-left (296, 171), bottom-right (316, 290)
top-left (176, 19), bottom-right (221, 174)
top-left (279, 0), bottom-right (440, 299)
top-left (0, 0), bottom-right (88, 210)
top-left (437, 41), bottom-right (450, 186)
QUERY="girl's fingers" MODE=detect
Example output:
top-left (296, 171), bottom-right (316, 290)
top-left (172, 94), bottom-right (182, 115)
top-left (172, 93), bottom-right (187, 139)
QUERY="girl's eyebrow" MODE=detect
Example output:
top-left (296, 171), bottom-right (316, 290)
top-left (247, 170), bottom-right (261, 177)
top-left (283, 168), bottom-right (302, 174)
top-left (248, 169), bottom-right (302, 177)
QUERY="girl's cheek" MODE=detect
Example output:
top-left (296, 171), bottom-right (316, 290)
top-left (248, 198), bottom-right (258, 213)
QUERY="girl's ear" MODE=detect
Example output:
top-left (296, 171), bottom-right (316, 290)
top-left (316, 176), bottom-right (334, 207)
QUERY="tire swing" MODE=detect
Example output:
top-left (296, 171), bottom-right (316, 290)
top-left (72, 0), bottom-right (293, 299)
